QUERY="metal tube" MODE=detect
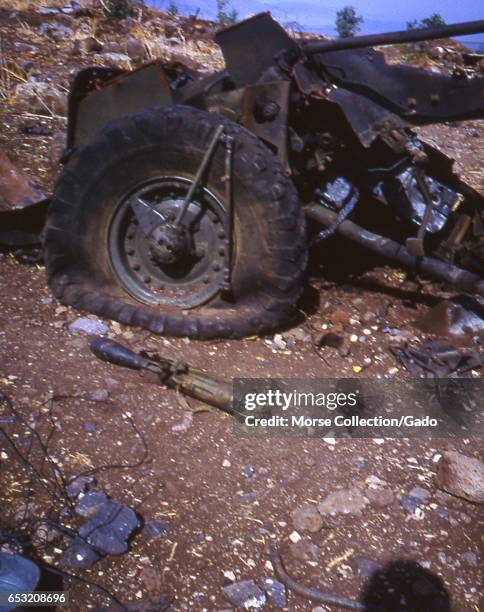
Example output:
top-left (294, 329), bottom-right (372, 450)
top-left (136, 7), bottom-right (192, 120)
top-left (303, 20), bottom-right (484, 55)
top-left (305, 203), bottom-right (484, 297)
top-left (174, 125), bottom-right (225, 227)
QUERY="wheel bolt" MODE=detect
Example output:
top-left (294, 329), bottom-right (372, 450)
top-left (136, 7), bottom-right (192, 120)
top-left (127, 248), bottom-right (134, 256)
top-left (133, 263), bottom-right (140, 271)
top-left (213, 264), bottom-right (221, 272)
top-left (218, 248), bottom-right (225, 256)
top-left (144, 276), bottom-right (151, 284)
top-left (203, 276), bottom-right (210, 284)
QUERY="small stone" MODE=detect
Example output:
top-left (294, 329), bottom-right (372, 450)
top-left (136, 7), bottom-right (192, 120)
top-left (408, 486), bottom-right (431, 503)
top-left (462, 552), bottom-right (478, 567)
top-left (66, 475), bottom-right (95, 498)
top-left (318, 487), bottom-right (369, 516)
top-left (223, 580), bottom-right (266, 609)
top-left (365, 487), bottom-right (394, 507)
top-left (89, 388), bottom-right (109, 402)
top-left (365, 475), bottom-right (384, 486)
top-left (400, 496), bottom-right (419, 514)
top-left (83, 420), bottom-right (97, 433)
top-left (273, 333), bottom-right (286, 350)
top-left (69, 317), bottom-right (109, 336)
top-left (98, 52), bottom-right (132, 70)
top-left (435, 451), bottom-right (484, 504)
top-left (139, 567), bottom-right (162, 591)
top-left (126, 38), bottom-right (148, 61)
top-left (171, 411), bottom-right (193, 432)
top-left (258, 577), bottom-right (287, 608)
top-left (75, 491), bottom-right (109, 518)
top-left (290, 504), bottom-right (323, 533)
top-left (243, 466), bottom-right (254, 478)
top-left (288, 540), bottom-right (320, 563)
top-left (223, 569), bottom-right (236, 581)
top-left (72, 36), bottom-right (102, 54)
top-left (142, 519), bottom-right (170, 541)
top-left (61, 540), bottom-right (102, 568)
top-left (362, 311), bottom-right (376, 323)
top-left (289, 531), bottom-right (301, 543)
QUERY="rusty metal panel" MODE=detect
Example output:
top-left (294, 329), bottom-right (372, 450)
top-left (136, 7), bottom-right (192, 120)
top-left (315, 48), bottom-right (484, 121)
top-left (73, 63), bottom-right (173, 146)
top-left (215, 12), bottom-right (299, 88)
top-left (241, 80), bottom-right (291, 169)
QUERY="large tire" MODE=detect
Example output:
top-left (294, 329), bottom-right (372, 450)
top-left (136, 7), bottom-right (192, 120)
top-left (43, 106), bottom-right (307, 339)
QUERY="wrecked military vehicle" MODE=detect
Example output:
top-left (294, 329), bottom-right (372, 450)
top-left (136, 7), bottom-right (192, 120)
top-left (9, 13), bottom-right (484, 338)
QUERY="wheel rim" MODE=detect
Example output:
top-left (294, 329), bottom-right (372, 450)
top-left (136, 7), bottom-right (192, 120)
top-left (108, 177), bottom-right (228, 308)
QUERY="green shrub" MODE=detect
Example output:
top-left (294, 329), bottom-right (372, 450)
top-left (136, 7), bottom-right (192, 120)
top-left (105, 0), bottom-right (134, 19)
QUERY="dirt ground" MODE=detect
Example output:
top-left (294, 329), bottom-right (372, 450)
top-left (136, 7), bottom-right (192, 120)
top-left (1, 3), bottom-right (483, 611)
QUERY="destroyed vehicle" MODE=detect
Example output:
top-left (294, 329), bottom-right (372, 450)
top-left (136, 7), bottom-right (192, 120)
top-left (35, 14), bottom-right (484, 338)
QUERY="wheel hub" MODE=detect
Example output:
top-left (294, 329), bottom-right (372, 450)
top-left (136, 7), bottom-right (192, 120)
top-left (149, 223), bottom-right (191, 265)
top-left (108, 177), bottom-right (227, 309)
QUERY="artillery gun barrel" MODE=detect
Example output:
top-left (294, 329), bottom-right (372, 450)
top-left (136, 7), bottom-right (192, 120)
top-left (304, 20), bottom-right (484, 55)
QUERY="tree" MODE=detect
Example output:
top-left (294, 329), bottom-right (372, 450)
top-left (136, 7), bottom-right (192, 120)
top-left (216, 0), bottom-right (238, 26)
top-left (406, 13), bottom-right (446, 30)
top-left (421, 13), bottom-right (446, 28)
top-left (335, 6), bottom-right (363, 38)
top-left (167, 1), bottom-right (179, 16)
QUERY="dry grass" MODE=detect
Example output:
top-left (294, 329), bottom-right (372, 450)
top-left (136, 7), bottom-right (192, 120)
top-left (0, 41), bottom-right (28, 104)
top-left (1, 0), bottom-right (61, 9)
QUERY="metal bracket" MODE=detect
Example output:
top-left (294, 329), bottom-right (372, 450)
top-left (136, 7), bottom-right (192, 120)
top-left (221, 133), bottom-right (234, 293)
top-left (406, 169), bottom-right (434, 257)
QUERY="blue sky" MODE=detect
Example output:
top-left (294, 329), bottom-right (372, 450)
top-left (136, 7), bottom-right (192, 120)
top-left (149, 0), bottom-right (484, 43)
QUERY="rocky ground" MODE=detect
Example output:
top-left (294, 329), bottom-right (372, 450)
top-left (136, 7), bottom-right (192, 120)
top-left (0, 2), bottom-right (483, 611)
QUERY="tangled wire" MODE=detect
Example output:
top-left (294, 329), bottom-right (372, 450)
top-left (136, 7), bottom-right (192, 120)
top-left (0, 390), bottom-right (150, 610)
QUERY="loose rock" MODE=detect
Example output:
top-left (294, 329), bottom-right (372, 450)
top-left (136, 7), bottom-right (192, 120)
top-left (288, 539), bottom-right (320, 563)
top-left (72, 36), bottom-right (103, 54)
top-left (258, 577), bottom-right (287, 608)
top-left (290, 504), bottom-right (323, 533)
top-left (435, 451), bottom-right (484, 504)
top-left (75, 491), bottom-right (109, 518)
top-left (69, 317), bottom-right (109, 336)
top-left (365, 487), bottom-right (394, 507)
top-left (97, 52), bottom-right (132, 70)
top-left (318, 487), bottom-right (369, 516)
top-left (78, 500), bottom-right (139, 555)
top-left (61, 539), bottom-right (102, 569)
top-left (223, 580), bottom-right (266, 609)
